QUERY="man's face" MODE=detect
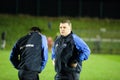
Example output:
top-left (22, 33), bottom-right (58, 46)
top-left (59, 23), bottom-right (71, 36)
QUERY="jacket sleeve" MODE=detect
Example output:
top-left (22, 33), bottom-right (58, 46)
top-left (9, 42), bottom-right (20, 69)
top-left (51, 36), bottom-right (60, 61)
top-left (40, 35), bottom-right (48, 72)
top-left (51, 43), bottom-right (55, 60)
top-left (73, 34), bottom-right (91, 61)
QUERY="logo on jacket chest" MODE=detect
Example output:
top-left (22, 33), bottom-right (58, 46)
top-left (55, 43), bottom-right (67, 48)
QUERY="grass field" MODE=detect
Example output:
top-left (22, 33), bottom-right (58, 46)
top-left (0, 50), bottom-right (120, 80)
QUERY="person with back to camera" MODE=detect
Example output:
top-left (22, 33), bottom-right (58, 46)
top-left (52, 20), bottom-right (91, 80)
top-left (10, 26), bottom-right (48, 80)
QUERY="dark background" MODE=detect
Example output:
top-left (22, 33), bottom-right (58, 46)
top-left (0, 0), bottom-right (120, 19)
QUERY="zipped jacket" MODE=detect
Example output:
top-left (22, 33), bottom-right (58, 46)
top-left (52, 32), bottom-right (90, 73)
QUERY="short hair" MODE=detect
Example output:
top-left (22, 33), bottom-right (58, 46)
top-left (60, 19), bottom-right (72, 30)
top-left (60, 19), bottom-right (72, 27)
top-left (30, 26), bottom-right (41, 32)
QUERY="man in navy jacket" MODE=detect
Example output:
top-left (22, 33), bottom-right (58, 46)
top-left (10, 27), bottom-right (48, 80)
top-left (52, 20), bottom-right (91, 80)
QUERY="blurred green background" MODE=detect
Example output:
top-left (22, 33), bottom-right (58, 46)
top-left (0, 14), bottom-right (120, 80)
top-left (0, 14), bottom-right (120, 54)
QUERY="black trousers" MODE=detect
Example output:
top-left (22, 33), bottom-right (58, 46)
top-left (18, 70), bottom-right (39, 80)
top-left (55, 71), bottom-right (80, 80)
